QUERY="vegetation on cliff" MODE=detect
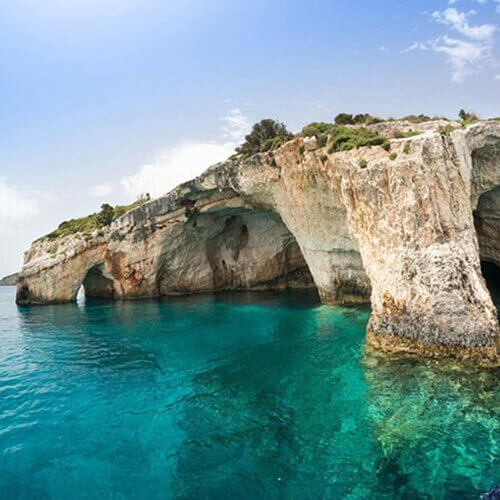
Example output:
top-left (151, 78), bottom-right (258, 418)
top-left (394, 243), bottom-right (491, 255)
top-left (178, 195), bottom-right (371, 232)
top-left (328, 126), bottom-right (389, 152)
top-left (43, 198), bottom-right (149, 240)
top-left (300, 121), bottom-right (389, 153)
top-left (240, 110), bottom-right (485, 161)
top-left (334, 113), bottom-right (383, 125)
top-left (44, 113), bottom-right (491, 243)
top-left (235, 119), bottom-right (293, 158)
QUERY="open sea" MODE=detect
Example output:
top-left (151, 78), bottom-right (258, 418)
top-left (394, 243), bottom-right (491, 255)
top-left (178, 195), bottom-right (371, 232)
top-left (0, 286), bottom-right (498, 499)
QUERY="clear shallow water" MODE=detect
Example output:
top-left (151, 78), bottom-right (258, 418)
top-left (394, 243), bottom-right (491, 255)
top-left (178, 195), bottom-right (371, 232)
top-left (0, 287), bottom-right (498, 499)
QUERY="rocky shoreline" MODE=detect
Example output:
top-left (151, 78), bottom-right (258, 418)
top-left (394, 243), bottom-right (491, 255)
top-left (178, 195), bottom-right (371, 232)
top-left (16, 119), bottom-right (500, 363)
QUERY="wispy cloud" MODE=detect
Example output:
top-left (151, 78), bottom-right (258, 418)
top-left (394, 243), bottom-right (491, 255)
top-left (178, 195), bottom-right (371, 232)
top-left (403, 41), bottom-right (429, 53)
top-left (431, 8), bottom-right (495, 41)
top-left (404, 5), bottom-right (497, 82)
top-left (220, 108), bottom-right (251, 143)
top-left (121, 109), bottom-right (252, 198)
top-left (432, 35), bottom-right (492, 82)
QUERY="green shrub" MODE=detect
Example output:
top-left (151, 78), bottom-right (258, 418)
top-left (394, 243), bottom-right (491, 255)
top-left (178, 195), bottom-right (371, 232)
top-left (299, 145), bottom-right (305, 155)
top-left (458, 109), bottom-right (478, 122)
top-left (327, 125), bottom-right (388, 154)
top-left (334, 113), bottom-right (382, 126)
top-left (358, 159), bottom-right (368, 169)
top-left (259, 134), bottom-right (290, 153)
top-left (401, 114), bottom-right (432, 124)
top-left (317, 134), bottom-right (328, 147)
top-left (460, 119), bottom-right (479, 129)
top-left (96, 203), bottom-right (114, 227)
top-left (382, 141), bottom-right (391, 152)
top-left (236, 119), bottom-right (293, 158)
top-left (320, 154), bottom-right (328, 163)
top-left (403, 143), bottom-right (411, 154)
top-left (301, 122), bottom-right (334, 137)
top-left (334, 113), bottom-right (354, 125)
top-left (389, 152), bottom-right (397, 161)
top-left (353, 113), bottom-right (382, 125)
top-left (44, 199), bottom-right (148, 240)
top-left (112, 199), bottom-right (147, 220)
top-left (438, 125), bottom-right (455, 136)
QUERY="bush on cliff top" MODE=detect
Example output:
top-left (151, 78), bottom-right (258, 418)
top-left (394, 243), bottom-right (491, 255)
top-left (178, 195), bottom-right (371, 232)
top-left (301, 122), bottom-right (334, 137)
top-left (236, 119), bottom-right (293, 158)
top-left (328, 125), bottom-right (388, 153)
top-left (299, 121), bottom-right (389, 153)
top-left (44, 199), bottom-right (148, 240)
top-left (458, 109), bottom-right (479, 122)
top-left (334, 113), bottom-right (383, 125)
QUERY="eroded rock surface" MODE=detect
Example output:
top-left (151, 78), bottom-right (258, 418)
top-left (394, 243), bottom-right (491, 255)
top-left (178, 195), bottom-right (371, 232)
top-left (17, 120), bottom-right (500, 362)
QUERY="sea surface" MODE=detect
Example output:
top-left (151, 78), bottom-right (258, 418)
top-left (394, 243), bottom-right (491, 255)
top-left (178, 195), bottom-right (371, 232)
top-left (0, 286), bottom-right (498, 499)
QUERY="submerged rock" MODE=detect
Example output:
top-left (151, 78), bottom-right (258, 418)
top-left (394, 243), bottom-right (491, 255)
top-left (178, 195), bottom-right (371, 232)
top-left (482, 485), bottom-right (500, 500)
top-left (16, 119), bottom-right (500, 363)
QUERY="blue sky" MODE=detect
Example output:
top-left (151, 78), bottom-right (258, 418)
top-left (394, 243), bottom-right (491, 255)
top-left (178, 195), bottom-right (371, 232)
top-left (0, 0), bottom-right (499, 276)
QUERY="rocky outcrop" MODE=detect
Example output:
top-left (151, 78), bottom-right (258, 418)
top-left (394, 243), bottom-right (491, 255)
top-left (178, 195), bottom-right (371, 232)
top-left (17, 120), bottom-right (500, 362)
top-left (0, 272), bottom-right (19, 286)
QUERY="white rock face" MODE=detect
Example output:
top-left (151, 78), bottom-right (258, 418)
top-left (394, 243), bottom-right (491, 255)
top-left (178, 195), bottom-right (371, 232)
top-left (17, 120), bottom-right (500, 362)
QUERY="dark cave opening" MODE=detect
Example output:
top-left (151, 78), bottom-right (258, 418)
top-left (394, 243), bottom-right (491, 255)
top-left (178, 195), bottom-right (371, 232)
top-left (81, 265), bottom-right (115, 300)
top-left (480, 260), bottom-right (500, 312)
top-left (473, 184), bottom-right (499, 314)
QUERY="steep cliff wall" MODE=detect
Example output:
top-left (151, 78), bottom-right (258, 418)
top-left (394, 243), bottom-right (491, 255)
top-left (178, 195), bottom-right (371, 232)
top-left (17, 120), bottom-right (500, 362)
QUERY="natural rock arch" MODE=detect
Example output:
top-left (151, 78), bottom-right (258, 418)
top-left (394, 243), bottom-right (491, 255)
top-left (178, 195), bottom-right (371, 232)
top-left (153, 206), bottom-right (316, 295)
top-left (80, 264), bottom-right (115, 300)
top-left (16, 120), bottom-right (500, 362)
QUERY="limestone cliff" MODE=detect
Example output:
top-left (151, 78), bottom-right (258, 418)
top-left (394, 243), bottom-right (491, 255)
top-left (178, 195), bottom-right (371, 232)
top-left (17, 120), bottom-right (500, 362)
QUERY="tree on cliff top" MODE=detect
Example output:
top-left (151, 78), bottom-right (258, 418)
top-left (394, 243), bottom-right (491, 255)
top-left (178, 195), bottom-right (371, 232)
top-left (236, 119), bottom-right (293, 157)
top-left (458, 109), bottom-right (479, 122)
top-left (96, 203), bottom-right (114, 227)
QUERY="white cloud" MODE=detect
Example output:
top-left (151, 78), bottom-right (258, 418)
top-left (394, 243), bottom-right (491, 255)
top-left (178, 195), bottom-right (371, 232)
top-left (89, 184), bottom-right (113, 197)
top-left (121, 142), bottom-right (237, 198)
top-left (121, 109), bottom-right (252, 198)
top-left (495, 73), bottom-right (500, 80)
top-left (404, 35), bottom-right (492, 82)
top-left (432, 35), bottom-right (491, 82)
top-left (0, 179), bottom-right (39, 226)
top-left (220, 108), bottom-right (251, 143)
top-left (378, 45), bottom-right (387, 52)
top-left (431, 8), bottom-right (496, 41)
top-left (405, 4), bottom-right (497, 82)
top-left (403, 41), bottom-right (429, 53)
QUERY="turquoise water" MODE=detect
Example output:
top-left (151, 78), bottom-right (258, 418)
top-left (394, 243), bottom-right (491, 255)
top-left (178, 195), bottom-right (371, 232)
top-left (0, 286), bottom-right (498, 499)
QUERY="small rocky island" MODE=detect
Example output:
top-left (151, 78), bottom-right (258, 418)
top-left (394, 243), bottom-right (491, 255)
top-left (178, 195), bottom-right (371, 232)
top-left (16, 116), bottom-right (500, 363)
top-left (0, 273), bottom-right (19, 286)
